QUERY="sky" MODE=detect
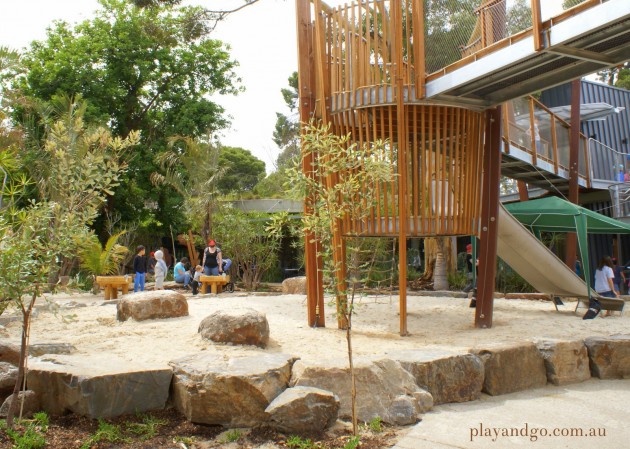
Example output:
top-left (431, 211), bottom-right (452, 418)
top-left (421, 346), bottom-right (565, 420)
top-left (0, 0), bottom-right (568, 173)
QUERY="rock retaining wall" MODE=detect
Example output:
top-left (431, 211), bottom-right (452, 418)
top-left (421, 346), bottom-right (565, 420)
top-left (20, 334), bottom-right (630, 430)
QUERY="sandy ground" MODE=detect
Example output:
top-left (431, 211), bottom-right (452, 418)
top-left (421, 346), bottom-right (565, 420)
top-left (1, 290), bottom-right (629, 368)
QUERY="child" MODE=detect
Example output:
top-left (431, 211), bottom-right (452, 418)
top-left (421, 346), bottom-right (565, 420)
top-left (154, 250), bottom-right (167, 290)
top-left (133, 245), bottom-right (146, 292)
top-left (191, 265), bottom-right (203, 295)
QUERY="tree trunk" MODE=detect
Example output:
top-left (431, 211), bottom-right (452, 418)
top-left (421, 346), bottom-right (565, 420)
top-left (6, 293), bottom-right (36, 428)
top-left (347, 286), bottom-right (358, 436)
top-left (433, 239), bottom-right (449, 291)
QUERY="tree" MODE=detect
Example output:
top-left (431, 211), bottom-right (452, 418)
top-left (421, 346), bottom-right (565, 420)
top-left (286, 122), bottom-right (394, 435)
top-left (0, 203), bottom-right (87, 427)
top-left (151, 135), bottom-right (224, 240)
top-left (129, 0), bottom-right (261, 33)
top-left (13, 0), bottom-right (241, 233)
top-left (272, 72), bottom-right (300, 171)
top-left (213, 207), bottom-right (282, 291)
top-left (21, 96), bottom-right (137, 278)
top-left (217, 146), bottom-right (266, 194)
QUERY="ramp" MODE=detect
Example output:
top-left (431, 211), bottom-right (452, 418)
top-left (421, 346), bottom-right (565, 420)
top-left (497, 205), bottom-right (624, 311)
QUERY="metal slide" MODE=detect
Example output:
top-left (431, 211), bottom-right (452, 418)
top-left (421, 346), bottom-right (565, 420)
top-left (497, 205), bottom-right (624, 311)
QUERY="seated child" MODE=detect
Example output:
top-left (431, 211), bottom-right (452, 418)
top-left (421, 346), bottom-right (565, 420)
top-left (191, 265), bottom-right (203, 296)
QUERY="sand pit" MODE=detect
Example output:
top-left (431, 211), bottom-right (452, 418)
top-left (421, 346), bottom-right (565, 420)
top-left (2, 291), bottom-right (629, 367)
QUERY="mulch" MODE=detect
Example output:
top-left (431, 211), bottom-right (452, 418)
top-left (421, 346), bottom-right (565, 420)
top-left (0, 408), bottom-right (402, 449)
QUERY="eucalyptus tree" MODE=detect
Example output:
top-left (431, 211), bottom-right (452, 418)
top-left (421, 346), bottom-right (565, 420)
top-left (13, 0), bottom-right (241, 233)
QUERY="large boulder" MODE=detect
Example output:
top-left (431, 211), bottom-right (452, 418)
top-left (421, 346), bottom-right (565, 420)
top-left (0, 362), bottom-right (18, 399)
top-left (116, 290), bottom-right (188, 322)
top-left (198, 309), bottom-right (269, 348)
top-left (281, 276), bottom-right (307, 295)
top-left (265, 386), bottom-right (340, 435)
top-left (390, 350), bottom-right (484, 404)
top-left (0, 342), bottom-right (20, 366)
top-left (585, 335), bottom-right (630, 379)
top-left (27, 355), bottom-right (172, 418)
top-left (290, 358), bottom-right (429, 425)
top-left (170, 352), bottom-right (297, 427)
top-left (471, 342), bottom-right (547, 396)
top-left (0, 391), bottom-right (40, 418)
top-left (536, 339), bottom-right (591, 385)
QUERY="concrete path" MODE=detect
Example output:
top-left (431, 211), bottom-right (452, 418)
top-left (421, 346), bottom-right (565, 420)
top-left (393, 379), bottom-right (630, 449)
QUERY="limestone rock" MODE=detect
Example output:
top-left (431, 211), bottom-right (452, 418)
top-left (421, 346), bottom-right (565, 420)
top-left (116, 290), bottom-right (188, 322)
top-left (585, 335), bottom-right (630, 379)
top-left (391, 350), bottom-right (484, 404)
top-left (27, 355), bottom-right (172, 418)
top-left (471, 342), bottom-right (547, 396)
top-left (290, 358), bottom-right (426, 425)
top-left (281, 276), bottom-right (307, 295)
top-left (0, 391), bottom-right (40, 418)
top-left (536, 339), bottom-right (590, 385)
top-left (0, 342), bottom-right (20, 365)
top-left (0, 362), bottom-right (18, 398)
top-left (198, 309), bottom-right (269, 348)
top-left (30, 343), bottom-right (77, 357)
top-left (170, 352), bottom-right (297, 427)
top-left (265, 386), bottom-right (339, 434)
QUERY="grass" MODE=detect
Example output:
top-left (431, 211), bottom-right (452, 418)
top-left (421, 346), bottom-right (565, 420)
top-left (1, 412), bottom-right (50, 449)
top-left (286, 435), bottom-right (321, 449)
top-left (80, 419), bottom-right (129, 449)
top-left (222, 429), bottom-right (242, 443)
top-left (343, 435), bottom-right (361, 449)
top-left (367, 416), bottom-right (383, 433)
top-left (125, 413), bottom-right (167, 440)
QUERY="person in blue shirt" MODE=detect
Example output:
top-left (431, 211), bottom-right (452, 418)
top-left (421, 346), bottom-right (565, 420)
top-left (133, 245), bottom-right (146, 292)
top-left (174, 257), bottom-right (191, 289)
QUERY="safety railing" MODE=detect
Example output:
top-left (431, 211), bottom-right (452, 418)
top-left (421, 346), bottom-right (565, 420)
top-left (608, 183), bottom-right (630, 219)
top-left (502, 96), bottom-right (589, 182)
top-left (313, 0), bottom-right (603, 103)
top-left (590, 139), bottom-right (630, 184)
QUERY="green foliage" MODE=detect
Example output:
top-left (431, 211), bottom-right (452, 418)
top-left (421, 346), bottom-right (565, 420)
top-left (272, 72), bottom-right (300, 171)
top-left (125, 414), bottom-right (167, 440)
top-left (151, 134), bottom-right (224, 240)
top-left (222, 429), bottom-right (242, 443)
top-left (213, 207), bottom-right (282, 291)
top-left (75, 231), bottom-right (129, 276)
top-left (80, 419), bottom-right (129, 449)
top-left (1, 412), bottom-right (49, 449)
top-left (448, 271), bottom-right (467, 290)
top-left (286, 122), bottom-right (394, 298)
top-left (217, 146), bottom-right (266, 194)
top-left (367, 416), bottom-right (383, 433)
top-left (253, 170), bottom-right (292, 198)
top-left (14, 0), bottom-right (241, 233)
top-left (286, 435), bottom-right (320, 449)
top-left (496, 259), bottom-right (536, 293)
top-left (343, 435), bottom-right (361, 449)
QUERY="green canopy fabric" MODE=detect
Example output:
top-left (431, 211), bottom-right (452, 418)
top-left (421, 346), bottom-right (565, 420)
top-left (504, 196), bottom-right (630, 300)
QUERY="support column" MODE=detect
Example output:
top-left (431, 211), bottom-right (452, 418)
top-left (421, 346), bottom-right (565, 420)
top-left (476, 106), bottom-right (502, 329)
top-left (517, 180), bottom-right (529, 202)
top-left (296, 0), bottom-right (325, 327)
top-left (565, 79), bottom-right (581, 270)
top-left (393, 0), bottom-right (408, 336)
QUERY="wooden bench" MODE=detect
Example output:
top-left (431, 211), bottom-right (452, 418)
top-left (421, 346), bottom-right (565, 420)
top-left (96, 275), bottom-right (131, 300)
top-left (199, 275), bottom-right (230, 294)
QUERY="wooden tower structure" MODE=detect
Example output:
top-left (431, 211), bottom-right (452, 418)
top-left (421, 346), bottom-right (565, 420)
top-left (294, 0), bottom-right (630, 334)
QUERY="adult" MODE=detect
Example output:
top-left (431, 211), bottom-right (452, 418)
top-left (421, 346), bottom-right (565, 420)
top-left (202, 239), bottom-right (223, 276)
top-left (463, 243), bottom-right (478, 308)
top-left (612, 258), bottom-right (625, 295)
top-left (174, 257), bottom-right (191, 289)
top-left (584, 255), bottom-right (619, 320)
